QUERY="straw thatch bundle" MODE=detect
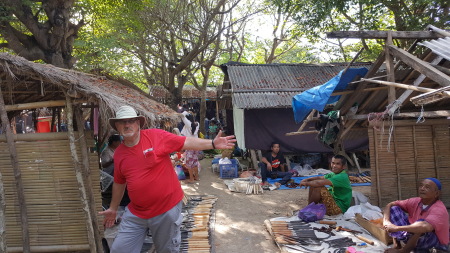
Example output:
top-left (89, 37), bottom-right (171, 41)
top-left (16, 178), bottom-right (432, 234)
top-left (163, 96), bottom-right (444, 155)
top-left (0, 53), bottom-right (181, 132)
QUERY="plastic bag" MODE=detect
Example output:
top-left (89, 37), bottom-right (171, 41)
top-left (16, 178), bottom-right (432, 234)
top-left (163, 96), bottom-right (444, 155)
top-left (343, 205), bottom-right (362, 219)
top-left (298, 202), bottom-right (326, 222)
top-left (219, 157), bottom-right (232, 164)
top-left (297, 164), bottom-right (315, 176)
top-left (175, 165), bottom-right (186, 180)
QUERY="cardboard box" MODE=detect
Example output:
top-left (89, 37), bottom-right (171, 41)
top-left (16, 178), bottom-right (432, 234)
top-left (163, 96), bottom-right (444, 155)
top-left (355, 213), bottom-right (393, 245)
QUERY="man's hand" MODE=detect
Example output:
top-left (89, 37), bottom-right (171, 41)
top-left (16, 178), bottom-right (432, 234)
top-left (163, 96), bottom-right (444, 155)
top-left (384, 223), bottom-right (400, 233)
top-left (99, 208), bottom-right (118, 228)
top-left (299, 179), bottom-right (308, 188)
top-left (383, 218), bottom-right (393, 227)
top-left (213, 130), bottom-right (236, 150)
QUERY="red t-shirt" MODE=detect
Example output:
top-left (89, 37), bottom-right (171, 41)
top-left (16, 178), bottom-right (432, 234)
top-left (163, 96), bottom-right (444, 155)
top-left (114, 129), bottom-right (186, 219)
top-left (395, 197), bottom-right (449, 245)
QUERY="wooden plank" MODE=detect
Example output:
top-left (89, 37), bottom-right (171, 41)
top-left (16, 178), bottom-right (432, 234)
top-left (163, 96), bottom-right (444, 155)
top-left (285, 130), bottom-right (319, 136)
top-left (410, 84), bottom-right (450, 106)
top-left (327, 31), bottom-right (442, 39)
top-left (369, 118), bottom-right (450, 127)
top-left (387, 56), bottom-right (443, 114)
top-left (388, 45), bottom-right (450, 87)
top-left (386, 31), bottom-right (396, 104)
top-left (347, 110), bottom-right (450, 120)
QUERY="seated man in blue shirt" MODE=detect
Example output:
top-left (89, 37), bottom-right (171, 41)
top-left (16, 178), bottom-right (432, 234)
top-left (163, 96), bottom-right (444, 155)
top-left (260, 142), bottom-right (292, 188)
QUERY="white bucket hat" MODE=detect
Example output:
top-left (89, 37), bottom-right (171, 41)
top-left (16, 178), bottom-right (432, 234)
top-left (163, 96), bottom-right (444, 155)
top-left (109, 106), bottom-right (146, 131)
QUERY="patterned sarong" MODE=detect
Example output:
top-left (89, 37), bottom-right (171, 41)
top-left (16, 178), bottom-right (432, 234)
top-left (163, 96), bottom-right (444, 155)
top-left (184, 150), bottom-right (199, 169)
top-left (389, 206), bottom-right (446, 250)
top-left (320, 187), bottom-right (342, 216)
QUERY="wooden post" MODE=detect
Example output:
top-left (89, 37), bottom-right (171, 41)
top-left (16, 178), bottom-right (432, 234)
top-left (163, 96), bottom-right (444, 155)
top-left (413, 126), bottom-right (419, 191)
top-left (250, 149), bottom-right (259, 170)
top-left (74, 107), bottom-right (103, 253)
top-left (0, 84), bottom-right (30, 252)
top-left (432, 126), bottom-right (440, 179)
top-left (65, 95), bottom-right (99, 252)
top-left (351, 153), bottom-right (362, 173)
top-left (392, 126), bottom-right (401, 200)
top-left (373, 128), bottom-right (382, 206)
top-left (57, 108), bottom-right (61, 132)
top-left (51, 108), bottom-right (56, 132)
top-left (386, 31), bottom-right (396, 104)
top-left (296, 109), bottom-right (316, 132)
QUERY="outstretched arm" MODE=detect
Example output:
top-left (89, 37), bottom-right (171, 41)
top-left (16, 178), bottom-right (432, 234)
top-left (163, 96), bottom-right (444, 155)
top-left (183, 130), bottom-right (236, 151)
top-left (299, 176), bottom-right (329, 187)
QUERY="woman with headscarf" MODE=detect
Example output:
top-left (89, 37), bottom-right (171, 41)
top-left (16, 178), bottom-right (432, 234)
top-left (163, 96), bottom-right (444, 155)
top-left (181, 111), bottom-right (200, 183)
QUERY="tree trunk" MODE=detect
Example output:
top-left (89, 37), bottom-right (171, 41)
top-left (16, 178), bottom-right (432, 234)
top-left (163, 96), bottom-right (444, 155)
top-left (0, 0), bottom-right (83, 68)
top-left (199, 88), bottom-right (207, 135)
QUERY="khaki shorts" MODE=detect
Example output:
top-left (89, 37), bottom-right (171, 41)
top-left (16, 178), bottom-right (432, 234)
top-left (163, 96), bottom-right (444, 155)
top-left (320, 187), bottom-right (342, 216)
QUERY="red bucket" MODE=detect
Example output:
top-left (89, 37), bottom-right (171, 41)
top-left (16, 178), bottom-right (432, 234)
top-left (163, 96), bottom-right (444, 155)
top-left (37, 117), bottom-right (51, 133)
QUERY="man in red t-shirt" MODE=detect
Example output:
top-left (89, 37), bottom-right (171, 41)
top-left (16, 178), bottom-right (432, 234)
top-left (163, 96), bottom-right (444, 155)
top-left (99, 106), bottom-right (236, 253)
top-left (383, 178), bottom-right (449, 253)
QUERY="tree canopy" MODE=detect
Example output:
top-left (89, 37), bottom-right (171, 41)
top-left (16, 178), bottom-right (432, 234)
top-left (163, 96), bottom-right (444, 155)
top-left (0, 0), bottom-right (85, 68)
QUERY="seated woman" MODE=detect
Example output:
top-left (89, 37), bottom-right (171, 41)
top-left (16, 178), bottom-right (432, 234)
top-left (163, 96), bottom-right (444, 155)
top-left (383, 178), bottom-right (448, 253)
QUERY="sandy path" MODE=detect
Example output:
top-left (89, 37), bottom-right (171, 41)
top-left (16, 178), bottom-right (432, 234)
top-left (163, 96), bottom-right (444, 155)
top-left (181, 158), bottom-right (372, 253)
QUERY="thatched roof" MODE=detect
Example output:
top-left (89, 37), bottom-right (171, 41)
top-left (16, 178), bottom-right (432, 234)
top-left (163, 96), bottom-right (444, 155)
top-left (0, 53), bottom-right (180, 129)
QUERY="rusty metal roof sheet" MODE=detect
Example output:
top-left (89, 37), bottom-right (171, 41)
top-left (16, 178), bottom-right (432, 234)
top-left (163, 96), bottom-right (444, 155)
top-left (223, 62), bottom-right (371, 109)
top-left (418, 37), bottom-right (450, 61)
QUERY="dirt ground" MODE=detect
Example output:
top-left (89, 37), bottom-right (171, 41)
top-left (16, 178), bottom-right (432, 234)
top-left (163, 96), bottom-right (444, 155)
top-left (181, 157), bottom-right (372, 253)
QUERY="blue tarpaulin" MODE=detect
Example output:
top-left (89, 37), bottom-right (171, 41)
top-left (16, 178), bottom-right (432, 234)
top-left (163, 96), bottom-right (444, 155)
top-left (292, 68), bottom-right (369, 123)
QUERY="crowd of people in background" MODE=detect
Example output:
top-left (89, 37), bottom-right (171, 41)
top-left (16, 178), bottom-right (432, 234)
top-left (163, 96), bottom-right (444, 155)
top-left (176, 100), bottom-right (223, 139)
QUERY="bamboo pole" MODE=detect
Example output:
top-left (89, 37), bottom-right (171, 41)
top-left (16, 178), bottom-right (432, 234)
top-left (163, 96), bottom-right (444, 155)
top-left (0, 132), bottom-right (85, 142)
top-left (392, 126), bottom-right (402, 200)
top-left (0, 169), bottom-right (6, 252)
top-left (373, 128), bottom-right (382, 206)
top-left (4, 100), bottom-right (86, 112)
top-left (0, 82), bottom-right (30, 252)
top-left (361, 78), bottom-right (450, 97)
top-left (7, 244), bottom-right (90, 253)
top-left (5, 100), bottom-right (66, 111)
top-left (74, 107), bottom-right (103, 253)
top-left (413, 126), bottom-right (419, 191)
top-left (432, 126), bottom-right (440, 179)
top-left (65, 95), bottom-right (98, 252)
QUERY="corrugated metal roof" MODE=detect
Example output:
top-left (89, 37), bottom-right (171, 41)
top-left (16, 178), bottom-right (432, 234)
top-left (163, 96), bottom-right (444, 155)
top-left (418, 37), bottom-right (450, 61)
top-left (224, 62), bottom-right (371, 109)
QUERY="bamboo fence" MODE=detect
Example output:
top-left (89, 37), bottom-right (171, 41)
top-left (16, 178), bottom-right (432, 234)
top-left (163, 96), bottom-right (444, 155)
top-left (0, 134), bottom-right (103, 249)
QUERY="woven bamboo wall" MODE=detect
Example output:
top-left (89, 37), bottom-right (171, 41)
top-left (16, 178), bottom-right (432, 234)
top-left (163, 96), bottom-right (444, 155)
top-left (369, 120), bottom-right (450, 208)
top-left (0, 133), bottom-right (103, 248)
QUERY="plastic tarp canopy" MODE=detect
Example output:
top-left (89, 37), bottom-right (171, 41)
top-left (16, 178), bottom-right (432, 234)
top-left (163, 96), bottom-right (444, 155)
top-left (292, 68), bottom-right (368, 123)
